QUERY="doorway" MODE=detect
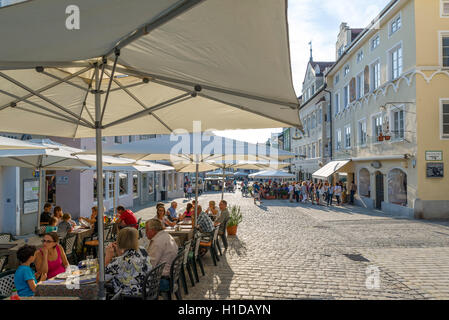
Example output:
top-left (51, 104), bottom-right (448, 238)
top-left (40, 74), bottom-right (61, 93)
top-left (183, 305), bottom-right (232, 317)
top-left (45, 171), bottom-right (56, 205)
top-left (375, 171), bottom-right (384, 210)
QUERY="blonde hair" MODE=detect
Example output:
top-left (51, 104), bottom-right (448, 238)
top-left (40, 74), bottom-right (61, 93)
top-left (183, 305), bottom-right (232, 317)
top-left (209, 201), bottom-right (216, 208)
top-left (116, 227), bottom-right (139, 251)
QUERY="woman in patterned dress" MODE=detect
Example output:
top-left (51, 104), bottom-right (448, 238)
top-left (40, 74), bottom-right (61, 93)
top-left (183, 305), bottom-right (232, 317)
top-left (104, 227), bottom-right (152, 296)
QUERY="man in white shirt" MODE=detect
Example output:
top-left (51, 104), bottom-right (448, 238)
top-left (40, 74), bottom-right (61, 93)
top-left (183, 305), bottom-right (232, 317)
top-left (145, 219), bottom-right (178, 291)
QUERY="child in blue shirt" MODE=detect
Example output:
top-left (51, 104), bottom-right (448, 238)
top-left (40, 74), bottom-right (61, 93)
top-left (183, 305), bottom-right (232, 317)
top-left (14, 245), bottom-right (38, 297)
top-left (45, 217), bottom-right (58, 233)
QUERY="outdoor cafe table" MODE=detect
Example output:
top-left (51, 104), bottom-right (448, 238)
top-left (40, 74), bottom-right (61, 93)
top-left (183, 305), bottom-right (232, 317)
top-left (34, 263), bottom-right (100, 300)
top-left (71, 226), bottom-right (94, 254)
top-left (0, 236), bottom-right (43, 269)
top-left (165, 226), bottom-right (194, 245)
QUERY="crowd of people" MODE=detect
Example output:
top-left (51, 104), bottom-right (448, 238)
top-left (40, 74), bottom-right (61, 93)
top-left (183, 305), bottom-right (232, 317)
top-left (250, 180), bottom-right (357, 207)
top-left (14, 198), bottom-right (231, 298)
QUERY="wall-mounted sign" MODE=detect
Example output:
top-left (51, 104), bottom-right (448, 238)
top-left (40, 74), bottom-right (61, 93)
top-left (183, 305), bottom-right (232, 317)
top-left (56, 176), bottom-right (69, 185)
top-left (426, 163), bottom-right (444, 178)
top-left (23, 179), bottom-right (39, 215)
top-left (426, 151), bottom-right (443, 161)
top-left (371, 161), bottom-right (382, 169)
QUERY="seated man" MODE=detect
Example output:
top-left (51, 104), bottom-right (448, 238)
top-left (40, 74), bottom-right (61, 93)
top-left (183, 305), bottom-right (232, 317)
top-left (166, 202), bottom-right (179, 222)
top-left (40, 203), bottom-right (52, 225)
top-left (116, 206), bottom-right (138, 229)
top-left (214, 200), bottom-right (230, 249)
top-left (145, 219), bottom-right (178, 292)
top-left (196, 205), bottom-right (214, 234)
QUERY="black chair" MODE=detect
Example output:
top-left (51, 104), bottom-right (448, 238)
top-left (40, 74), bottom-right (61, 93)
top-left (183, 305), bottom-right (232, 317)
top-left (160, 248), bottom-right (184, 300)
top-left (179, 240), bottom-right (194, 295)
top-left (62, 233), bottom-right (78, 265)
top-left (188, 232), bottom-right (205, 282)
top-left (0, 270), bottom-right (15, 299)
top-left (0, 254), bottom-right (9, 273)
top-left (0, 233), bottom-right (13, 242)
top-left (82, 224), bottom-right (113, 258)
top-left (199, 227), bottom-right (220, 266)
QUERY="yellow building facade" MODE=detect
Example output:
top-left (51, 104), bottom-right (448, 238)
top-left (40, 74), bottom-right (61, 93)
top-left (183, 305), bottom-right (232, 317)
top-left (323, 0), bottom-right (449, 218)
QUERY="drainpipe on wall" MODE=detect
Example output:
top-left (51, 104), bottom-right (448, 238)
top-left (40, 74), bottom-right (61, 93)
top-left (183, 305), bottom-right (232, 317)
top-left (323, 87), bottom-right (333, 162)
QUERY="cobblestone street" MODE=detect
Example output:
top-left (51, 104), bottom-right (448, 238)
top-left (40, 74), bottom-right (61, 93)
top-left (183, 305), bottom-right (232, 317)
top-left (134, 192), bottom-right (449, 300)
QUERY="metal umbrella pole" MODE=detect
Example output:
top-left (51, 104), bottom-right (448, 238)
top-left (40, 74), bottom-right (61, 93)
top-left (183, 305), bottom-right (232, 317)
top-left (221, 166), bottom-right (225, 200)
top-left (94, 64), bottom-right (106, 300)
top-left (36, 165), bottom-right (44, 234)
top-left (194, 161), bottom-right (199, 228)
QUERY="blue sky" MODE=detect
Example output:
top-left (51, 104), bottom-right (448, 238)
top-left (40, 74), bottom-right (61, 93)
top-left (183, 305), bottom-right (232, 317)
top-left (215, 0), bottom-right (391, 144)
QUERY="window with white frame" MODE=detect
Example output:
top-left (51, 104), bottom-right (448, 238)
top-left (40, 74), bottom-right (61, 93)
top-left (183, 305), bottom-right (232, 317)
top-left (371, 34), bottom-right (380, 51)
top-left (357, 50), bottom-right (364, 63)
top-left (441, 100), bottom-right (449, 139)
top-left (318, 108), bottom-right (322, 125)
top-left (373, 114), bottom-right (383, 139)
top-left (390, 44), bottom-right (403, 80)
top-left (312, 114), bottom-right (316, 129)
top-left (356, 72), bottom-right (364, 100)
top-left (391, 107), bottom-right (405, 140)
top-left (108, 173), bottom-right (115, 199)
top-left (338, 45), bottom-right (345, 58)
top-left (335, 92), bottom-right (341, 114)
top-left (318, 140), bottom-right (322, 157)
top-left (442, 35), bottom-right (449, 67)
top-left (358, 119), bottom-right (367, 146)
top-left (307, 145), bottom-right (311, 158)
top-left (311, 84), bottom-right (315, 95)
top-left (119, 173), bottom-right (129, 196)
top-left (344, 65), bottom-right (350, 76)
top-left (389, 14), bottom-right (401, 36)
top-left (371, 60), bottom-right (381, 91)
top-left (343, 85), bottom-right (349, 109)
top-left (114, 136), bottom-right (122, 144)
top-left (344, 125), bottom-right (351, 149)
top-left (312, 144), bottom-right (316, 158)
top-left (128, 135), bottom-right (135, 143)
top-left (441, 0), bottom-right (449, 17)
top-left (335, 73), bottom-right (340, 85)
top-left (307, 117), bottom-right (311, 135)
top-left (336, 129), bottom-right (342, 151)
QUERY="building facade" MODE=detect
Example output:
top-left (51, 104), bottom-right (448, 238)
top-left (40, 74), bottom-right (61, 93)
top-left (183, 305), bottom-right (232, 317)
top-left (324, 0), bottom-right (449, 219)
top-left (292, 59), bottom-right (334, 181)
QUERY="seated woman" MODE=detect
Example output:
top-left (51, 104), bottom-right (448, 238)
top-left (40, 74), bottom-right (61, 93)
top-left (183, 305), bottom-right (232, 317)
top-left (57, 213), bottom-right (74, 238)
top-left (53, 206), bottom-right (63, 224)
top-left (35, 232), bottom-right (69, 281)
top-left (80, 206), bottom-right (98, 227)
top-left (154, 206), bottom-right (176, 228)
top-left (45, 217), bottom-right (58, 233)
top-left (103, 227), bottom-right (152, 296)
top-left (205, 201), bottom-right (219, 217)
top-left (180, 203), bottom-right (193, 220)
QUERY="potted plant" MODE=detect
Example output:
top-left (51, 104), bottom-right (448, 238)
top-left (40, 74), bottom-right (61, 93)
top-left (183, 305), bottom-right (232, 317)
top-left (378, 133), bottom-right (384, 142)
top-left (226, 205), bottom-right (242, 236)
top-left (280, 190), bottom-right (288, 199)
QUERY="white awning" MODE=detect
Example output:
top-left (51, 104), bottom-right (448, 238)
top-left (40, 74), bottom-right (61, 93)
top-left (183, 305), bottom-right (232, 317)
top-left (312, 160), bottom-right (351, 180)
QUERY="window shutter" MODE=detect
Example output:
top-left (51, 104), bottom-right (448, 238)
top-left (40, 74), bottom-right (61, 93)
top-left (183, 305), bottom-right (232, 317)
top-left (349, 77), bottom-right (356, 102)
top-left (364, 66), bottom-right (370, 94)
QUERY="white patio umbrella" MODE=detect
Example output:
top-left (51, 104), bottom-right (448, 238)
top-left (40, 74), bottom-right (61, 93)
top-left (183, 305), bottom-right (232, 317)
top-left (0, 0), bottom-right (301, 299)
top-left (0, 136), bottom-right (48, 150)
top-left (249, 170), bottom-right (295, 180)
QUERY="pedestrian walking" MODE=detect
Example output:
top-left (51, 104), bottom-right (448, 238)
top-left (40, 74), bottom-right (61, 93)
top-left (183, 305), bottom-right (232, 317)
top-left (327, 182), bottom-right (334, 206)
top-left (295, 182), bottom-right (301, 203)
top-left (301, 182), bottom-right (308, 203)
top-left (334, 183), bottom-right (342, 206)
top-left (288, 183), bottom-right (294, 203)
top-left (350, 181), bottom-right (357, 205)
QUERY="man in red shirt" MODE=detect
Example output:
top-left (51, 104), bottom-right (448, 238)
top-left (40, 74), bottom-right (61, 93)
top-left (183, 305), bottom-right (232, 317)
top-left (116, 206), bottom-right (138, 229)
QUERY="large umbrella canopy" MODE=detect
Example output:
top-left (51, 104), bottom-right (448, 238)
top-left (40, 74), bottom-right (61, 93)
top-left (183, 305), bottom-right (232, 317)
top-left (249, 170), bottom-right (295, 179)
top-left (0, 0), bottom-right (301, 138)
top-left (85, 134), bottom-right (296, 162)
top-left (0, 139), bottom-right (135, 169)
top-left (0, 136), bottom-right (49, 150)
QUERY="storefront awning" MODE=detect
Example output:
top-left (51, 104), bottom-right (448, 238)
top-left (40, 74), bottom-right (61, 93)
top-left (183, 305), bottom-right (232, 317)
top-left (312, 160), bottom-right (351, 180)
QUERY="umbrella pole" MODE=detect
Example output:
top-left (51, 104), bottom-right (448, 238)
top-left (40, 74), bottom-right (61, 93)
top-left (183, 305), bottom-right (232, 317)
top-left (194, 163), bottom-right (199, 228)
top-left (36, 167), bottom-right (44, 234)
top-left (94, 64), bottom-right (106, 300)
top-left (221, 167), bottom-right (225, 200)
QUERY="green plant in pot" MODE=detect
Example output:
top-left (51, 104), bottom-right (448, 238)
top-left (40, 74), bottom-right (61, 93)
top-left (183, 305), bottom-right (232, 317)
top-left (227, 205), bottom-right (242, 236)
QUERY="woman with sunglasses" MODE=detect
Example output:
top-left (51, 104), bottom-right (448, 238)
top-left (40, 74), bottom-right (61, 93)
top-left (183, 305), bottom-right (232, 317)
top-left (35, 232), bottom-right (69, 281)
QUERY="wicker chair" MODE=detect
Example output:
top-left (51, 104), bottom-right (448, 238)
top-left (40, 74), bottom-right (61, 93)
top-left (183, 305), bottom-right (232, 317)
top-left (0, 270), bottom-right (15, 299)
top-left (0, 233), bottom-right (13, 242)
top-left (0, 254), bottom-right (8, 273)
top-left (199, 227), bottom-right (220, 266)
top-left (62, 233), bottom-right (78, 265)
top-left (160, 248), bottom-right (184, 300)
top-left (82, 224), bottom-right (113, 258)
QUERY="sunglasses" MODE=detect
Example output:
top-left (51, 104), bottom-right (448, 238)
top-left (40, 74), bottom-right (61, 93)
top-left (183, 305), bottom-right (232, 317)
top-left (42, 240), bottom-right (55, 243)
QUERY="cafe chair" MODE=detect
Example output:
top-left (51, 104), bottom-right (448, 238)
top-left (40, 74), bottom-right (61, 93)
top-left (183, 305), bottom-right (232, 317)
top-left (214, 223), bottom-right (223, 256)
top-left (82, 224), bottom-right (113, 258)
top-left (62, 233), bottom-right (78, 265)
top-left (0, 270), bottom-right (15, 299)
top-left (199, 227), bottom-right (220, 266)
top-left (219, 217), bottom-right (230, 250)
top-left (0, 254), bottom-right (8, 273)
top-left (189, 233), bottom-right (205, 282)
top-left (38, 226), bottom-right (47, 236)
top-left (0, 233), bottom-right (13, 242)
top-left (160, 248), bottom-right (184, 300)
top-left (179, 240), bottom-right (194, 295)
